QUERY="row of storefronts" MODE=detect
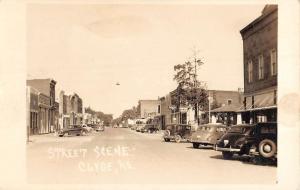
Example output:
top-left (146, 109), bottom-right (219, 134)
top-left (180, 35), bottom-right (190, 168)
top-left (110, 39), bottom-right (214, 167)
top-left (26, 79), bottom-right (84, 135)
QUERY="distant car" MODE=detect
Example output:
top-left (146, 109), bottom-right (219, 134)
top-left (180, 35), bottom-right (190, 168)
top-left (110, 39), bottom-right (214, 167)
top-left (189, 123), bottom-right (228, 148)
top-left (136, 124), bottom-right (145, 132)
top-left (95, 125), bottom-right (105, 132)
top-left (81, 124), bottom-right (93, 132)
top-left (140, 124), bottom-right (159, 133)
top-left (215, 122), bottom-right (277, 160)
top-left (163, 124), bottom-right (192, 143)
top-left (58, 125), bottom-right (88, 137)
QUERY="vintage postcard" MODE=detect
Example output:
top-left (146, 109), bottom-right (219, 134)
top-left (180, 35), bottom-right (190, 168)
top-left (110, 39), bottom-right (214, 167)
top-left (0, 0), bottom-right (299, 189)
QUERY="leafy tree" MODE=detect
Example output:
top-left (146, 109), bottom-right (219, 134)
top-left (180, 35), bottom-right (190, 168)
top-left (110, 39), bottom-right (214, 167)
top-left (173, 56), bottom-right (208, 121)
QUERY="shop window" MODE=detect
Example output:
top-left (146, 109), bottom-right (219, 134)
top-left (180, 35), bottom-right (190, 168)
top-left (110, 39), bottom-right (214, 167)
top-left (258, 54), bottom-right (264, 80)
top-left (248, 60), bottom-right (253, 83)
top-left (227, 99), bottom-right (232, 105)
top-left (270, 49), bottom-right (277, 76)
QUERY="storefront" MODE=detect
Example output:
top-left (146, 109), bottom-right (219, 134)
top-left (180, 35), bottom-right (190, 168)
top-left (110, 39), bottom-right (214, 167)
top-left (38, 93), bottom-right (51, 134)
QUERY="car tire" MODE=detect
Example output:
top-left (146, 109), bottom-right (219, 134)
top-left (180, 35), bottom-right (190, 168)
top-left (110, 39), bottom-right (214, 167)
top-left (164, 130), bottom-right (170, 136)
top-left (222, 151), bottom-right (233, 160)
top-left (175, 135), bottom-right (181, 143)
top-left (193, 143), bottom-right (200, 148)
top-left (164, 138), bottom-right (170, 142)
top-left (258, 139), bottom-right (277, 158)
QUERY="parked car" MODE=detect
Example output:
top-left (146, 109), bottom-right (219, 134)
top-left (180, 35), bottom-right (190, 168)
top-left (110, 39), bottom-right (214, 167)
top-left (95, 125), bottom-right (105, 132)
top-left (189, 123), bottom-right (228, 148)
top-left (163, 124), bottom-right (192, 143)
top-left (58, 125), bottom-right (88, 137)
top-left (135, 120), bottom-right (146, 132)
top-left (81, 124), bottom-right (93, 132)
top-left (140, 124), bottom-right (159, 133)
top-left (215, 122), bottom-right (277, 160)
top-left (248, 122), bottom-right (277, 160)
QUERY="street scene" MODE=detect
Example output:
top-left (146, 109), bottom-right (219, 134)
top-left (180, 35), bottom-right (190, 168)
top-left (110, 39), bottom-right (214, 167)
top-left (26, 3), bottom-right (278, 184)
top-left (27, 127), bottom-right (276, 184)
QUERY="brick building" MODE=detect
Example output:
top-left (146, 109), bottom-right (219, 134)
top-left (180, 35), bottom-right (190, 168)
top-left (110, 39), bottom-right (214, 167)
top-left (26, 79), bottom-right (57, 133)
top-left (239, 5), bottom-right (277, 123)
top-left (200, 89), bottom-right (243, 125)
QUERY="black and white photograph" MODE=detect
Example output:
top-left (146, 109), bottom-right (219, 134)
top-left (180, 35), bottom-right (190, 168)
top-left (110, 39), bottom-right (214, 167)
top-left (0, 0), bottom-right (299, 189)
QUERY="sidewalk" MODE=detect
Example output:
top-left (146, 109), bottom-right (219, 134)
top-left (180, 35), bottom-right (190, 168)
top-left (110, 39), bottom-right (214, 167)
top-left (27, 132), bottom-right (94, 144)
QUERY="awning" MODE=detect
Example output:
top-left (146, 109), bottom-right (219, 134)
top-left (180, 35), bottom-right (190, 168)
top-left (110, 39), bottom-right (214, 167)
top-left (209, 104), bottom-right (241, 113)
top-left (237, 105), bottom-right (277, 112)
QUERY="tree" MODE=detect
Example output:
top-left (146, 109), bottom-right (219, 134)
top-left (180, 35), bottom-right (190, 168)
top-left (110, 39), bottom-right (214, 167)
top-left (173, 52), bottom-right (208, 123)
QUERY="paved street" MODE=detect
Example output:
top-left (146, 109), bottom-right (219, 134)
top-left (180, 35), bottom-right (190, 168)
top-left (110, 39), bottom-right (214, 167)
top-left (27, 127), bottom-right (276, 184)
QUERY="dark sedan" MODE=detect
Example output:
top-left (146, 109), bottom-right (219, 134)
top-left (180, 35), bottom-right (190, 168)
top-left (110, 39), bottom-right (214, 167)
top-left (58, 125), bottom-right (88, 137)
top-left (215, 122), bottom-right (277, 160)
top-left (140, 124), bottom-right (159, 133)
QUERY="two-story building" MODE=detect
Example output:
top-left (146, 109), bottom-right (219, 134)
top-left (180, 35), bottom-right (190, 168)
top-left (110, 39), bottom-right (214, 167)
top-left (137, 100), bottom-right (160, 119)
top-left (239, 5), bottom-right (277, 124)
top-left (26, 79), bottom-right (57, 133)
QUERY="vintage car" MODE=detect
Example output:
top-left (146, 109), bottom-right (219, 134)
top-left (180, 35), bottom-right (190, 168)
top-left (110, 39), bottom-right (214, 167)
top-left (81, 124), bottom-right (93, 132)
top-left (140, 124), bottom-right (159, 133)
top-left (58, 125), bottom-right (89, 137)
top-left (248, 122), bottom-right (277, 160)
top-left (95, 125), bottom-right (105, 132)
top-left (135, 120), bottom-right (146, 132)
top-left (189, 123), bottom-right (228, 148)
top-left (163, 124), bottom-right (192, 143)
top-left (215, 122), bottom-right (277, 160)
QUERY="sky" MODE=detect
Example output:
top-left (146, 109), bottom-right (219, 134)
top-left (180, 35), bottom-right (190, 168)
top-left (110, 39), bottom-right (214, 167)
top-left (27, 3), bottom-right (265, 118)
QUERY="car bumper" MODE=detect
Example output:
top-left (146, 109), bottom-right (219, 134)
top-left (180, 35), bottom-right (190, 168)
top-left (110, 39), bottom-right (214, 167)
top-left (214, 145), bottom-right (241, 152)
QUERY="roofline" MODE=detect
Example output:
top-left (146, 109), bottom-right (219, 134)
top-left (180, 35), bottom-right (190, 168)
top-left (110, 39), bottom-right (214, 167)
top-left (240, 5), bottom-right (277, 35)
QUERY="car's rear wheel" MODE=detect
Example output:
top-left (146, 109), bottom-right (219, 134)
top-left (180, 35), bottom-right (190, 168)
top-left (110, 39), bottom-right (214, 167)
top-left (258, 139), bottom-right (277, 158)
top-left (175, 135), bottom-right (181, 143)
top-left (193, 143), bottom-right (200, 148)
top-left (222, 151), bottom-right (233, 160)
top-left (164, 138), bottom-right (170, 142)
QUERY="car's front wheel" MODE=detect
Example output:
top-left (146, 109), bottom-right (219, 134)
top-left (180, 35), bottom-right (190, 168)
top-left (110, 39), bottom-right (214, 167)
top-left (222, 151), bottom-right (233, 160)
top-left (193, 143), bottom-right (200, 148)
top-left (258, 139), bottom-right (277, 158)
top-left (175, 135), bottom-right (181, 143)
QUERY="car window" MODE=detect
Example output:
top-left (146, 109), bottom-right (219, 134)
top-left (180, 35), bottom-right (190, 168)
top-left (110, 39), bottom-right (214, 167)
top-left (229, 126), bottom-right (252, 133)
top-left (260, 126), bottom-right (276, 134)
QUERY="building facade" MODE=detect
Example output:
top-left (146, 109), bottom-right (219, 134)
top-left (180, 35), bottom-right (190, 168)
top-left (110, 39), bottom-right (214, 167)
top-left (26, 86), bottom-right (39, 135)
top-left (239, 5), bottom-right (277, 124)
top-left (137, 100), bottom-right (160, 119)
top-left (27, 79), bottom-right (57, 133)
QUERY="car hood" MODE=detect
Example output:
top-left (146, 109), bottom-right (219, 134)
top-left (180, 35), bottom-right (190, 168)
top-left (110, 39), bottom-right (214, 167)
top-left (217, 132), bottom-right (247, 147)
